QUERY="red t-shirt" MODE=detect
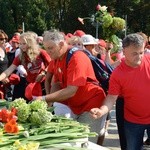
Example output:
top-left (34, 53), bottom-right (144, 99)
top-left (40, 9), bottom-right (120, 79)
top-left (108, 54), bottom-right (150, 124)
top-left (13, 49), bottom-right (51, 83)
top-left (47, 59), bottom-right (55, 74)
top-left (51, 50), bottom-right (106, 114)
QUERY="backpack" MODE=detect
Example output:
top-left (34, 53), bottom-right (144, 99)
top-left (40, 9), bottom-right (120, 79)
top-left (66, 47), bottom-right (114, 93)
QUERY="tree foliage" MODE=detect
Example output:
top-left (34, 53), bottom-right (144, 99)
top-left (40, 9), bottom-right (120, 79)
top-left (0, 0), bottom-right (149, 38)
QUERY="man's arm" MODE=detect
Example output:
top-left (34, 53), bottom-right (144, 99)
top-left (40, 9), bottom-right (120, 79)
top-left (45, 72), bottom-right (53, 94)
top-left (90, 94), bottom-right (118, 119)
top-left (44, 85), bottom-right (78, 102)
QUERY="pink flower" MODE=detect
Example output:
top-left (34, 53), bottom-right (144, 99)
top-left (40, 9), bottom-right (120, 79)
top-left (96, 4), bottom-right (101, 11)
top-left (78, 17), bottom-right (84, 25)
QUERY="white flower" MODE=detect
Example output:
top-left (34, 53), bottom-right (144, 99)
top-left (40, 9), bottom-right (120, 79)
top-left (23, 131), bottom-right (30, 138)
top-left (101, 6), bottom-right (107, 11)
top-left (78, 17), bottom-right (84, 24)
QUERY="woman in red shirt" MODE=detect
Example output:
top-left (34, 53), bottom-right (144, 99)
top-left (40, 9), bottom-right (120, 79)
top-left (0, 32), bottom-right (51, 100)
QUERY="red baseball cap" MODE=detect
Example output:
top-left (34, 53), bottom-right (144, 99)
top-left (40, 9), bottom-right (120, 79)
top-left (73, 30), bottom-right (85, 37)
top-left (98, 39), bottom-right (107, 48)
top-left (11, 35), bottom-right (20, 43)
top-left (25, 82), bottom-right (42, 101)
top-left (9, 74), bottom-right (20, 85)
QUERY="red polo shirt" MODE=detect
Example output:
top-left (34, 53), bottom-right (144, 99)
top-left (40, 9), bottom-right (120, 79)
top-left (50, 50), bottom-right (106, 114)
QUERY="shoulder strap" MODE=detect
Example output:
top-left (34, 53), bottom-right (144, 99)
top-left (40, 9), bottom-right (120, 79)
top-left (66, 48), bottom-right (113, 75)
top-left (104, 62), bottom-right (114, 74)
top-left (66, 47), bottom-right (80, 66)
top-left (83, 50), bottom-right (114, 81)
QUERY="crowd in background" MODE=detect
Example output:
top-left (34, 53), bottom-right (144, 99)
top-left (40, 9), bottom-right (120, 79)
top-left (0, 28), bottom-right (150, 149)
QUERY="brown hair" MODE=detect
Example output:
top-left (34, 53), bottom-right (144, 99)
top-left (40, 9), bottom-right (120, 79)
top-left (67, 36), bottom-right (83, 46)
top-left (0, 29), bottom-right (8, 41)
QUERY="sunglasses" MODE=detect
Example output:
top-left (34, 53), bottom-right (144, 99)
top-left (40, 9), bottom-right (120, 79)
top-left (0, 38), bottom-right (6, 41)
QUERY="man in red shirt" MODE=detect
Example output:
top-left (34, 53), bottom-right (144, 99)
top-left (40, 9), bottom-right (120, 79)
top-left (90, 33), bottom-right (150, 150)
top-left (39, 30), bottom-right (106, 144)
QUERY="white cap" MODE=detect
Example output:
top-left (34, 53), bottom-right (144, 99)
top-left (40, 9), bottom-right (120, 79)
top-left (81, 34), bottom-right (97, 45)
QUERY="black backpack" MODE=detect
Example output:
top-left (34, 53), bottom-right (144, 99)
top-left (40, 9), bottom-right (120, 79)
top-left (66, 47), bottom-right (114, 93)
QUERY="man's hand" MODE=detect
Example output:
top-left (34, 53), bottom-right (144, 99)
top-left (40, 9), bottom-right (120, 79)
top-left (31, 96), bottom-right (53, 107)
top-left (106, 42), bottom-right (113, 52)
top-left (32, 95), bottom-right (46, 101)
top-left (32, 96), bottom-right (42, 101)
top-left (90, 108), bottom-right (103, 119)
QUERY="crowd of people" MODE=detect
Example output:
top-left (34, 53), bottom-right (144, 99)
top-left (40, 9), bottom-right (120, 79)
top-left (0, 28), bottom-right (150, 149)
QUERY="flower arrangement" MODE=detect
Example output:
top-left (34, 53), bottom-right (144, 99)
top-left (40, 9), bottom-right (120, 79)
top-left (8, 98), bottom-right (53, 126)
top-left (95, 4), bottom-right (125, 43)
top-left (13, 140), bottom-right (40, 150)
top-left (4, 118), bottom-right (19, 134)
top-left (0, 98), bottom-right (53, 135)
top-left (0, 99), bottom-right (96, 150)
top-left (78, 4), bottom-right (126, 53)
top-left (0, 108), bottom-right (19, 134)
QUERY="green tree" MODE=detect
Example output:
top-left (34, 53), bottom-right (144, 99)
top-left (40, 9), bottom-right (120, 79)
top-left (0, 0), bottom-right (149, 38)
top-left (0, 0), bottom-right (50, 37)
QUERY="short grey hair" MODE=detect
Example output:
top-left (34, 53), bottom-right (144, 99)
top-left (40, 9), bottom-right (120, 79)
top-left (122, 33), bottom-right (144, 48)
top-left (43, 30), bottom-right (65, 44)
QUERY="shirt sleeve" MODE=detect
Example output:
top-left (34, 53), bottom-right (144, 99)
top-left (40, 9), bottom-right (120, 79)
top-left (12, 56), bottom-right (21, 66)
top-left (108, 69), bottom-right (122, 95)
top-left (47, 60), bottom-right (55, 74)
top-left (15, 49), bottom-right (21, 57)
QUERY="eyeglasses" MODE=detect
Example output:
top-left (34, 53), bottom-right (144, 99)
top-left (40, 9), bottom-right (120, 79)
top-left (0, 38), bottom-right (6, 41)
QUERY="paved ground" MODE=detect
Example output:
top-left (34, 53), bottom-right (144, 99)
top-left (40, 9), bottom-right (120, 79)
top-left (103, 106), bottom-right (120, 150)
top-left (102, 106), bottom-right (150, 150)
